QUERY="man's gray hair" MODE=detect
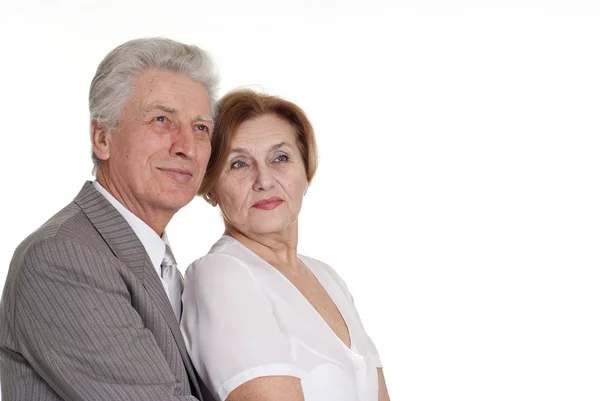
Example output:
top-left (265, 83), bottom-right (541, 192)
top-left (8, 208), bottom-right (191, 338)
top-left (89, 37), bottom-right (219, 173)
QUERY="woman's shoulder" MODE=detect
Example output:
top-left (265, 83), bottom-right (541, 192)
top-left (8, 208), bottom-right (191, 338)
top-left (185, 236), bottom-right (255, 280)
top-left (193, 235), bottom-right (250, 261)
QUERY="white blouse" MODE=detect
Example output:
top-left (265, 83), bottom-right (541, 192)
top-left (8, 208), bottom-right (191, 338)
top-left (181, 236), bottom-right (382, 401)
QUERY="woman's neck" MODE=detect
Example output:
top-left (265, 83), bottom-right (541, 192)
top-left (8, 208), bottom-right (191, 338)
top-left (226, 224), bottom-right (302, 270)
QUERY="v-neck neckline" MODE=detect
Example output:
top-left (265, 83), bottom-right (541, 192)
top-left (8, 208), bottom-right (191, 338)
top-left (222, 235), bottom-right (359, 355)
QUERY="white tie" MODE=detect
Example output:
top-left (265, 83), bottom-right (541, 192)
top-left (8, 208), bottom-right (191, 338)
top-left (161, 244), bottom-right (182, 321)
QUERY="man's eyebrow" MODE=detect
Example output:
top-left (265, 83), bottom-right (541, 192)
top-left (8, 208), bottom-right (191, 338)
top-left (196, 115), bottom-right (214, 124)
top-left (143, 104), bottom-right (176, 114)
top-left (142, 105), bottom-right (214, 123)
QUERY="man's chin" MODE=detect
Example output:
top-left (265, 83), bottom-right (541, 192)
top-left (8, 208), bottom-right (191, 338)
top-left (157, 190), bottom-right (197, 210)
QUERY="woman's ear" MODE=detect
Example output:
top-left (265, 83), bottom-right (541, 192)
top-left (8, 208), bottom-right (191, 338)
top-left (207, 192), bottom-right (218, 207)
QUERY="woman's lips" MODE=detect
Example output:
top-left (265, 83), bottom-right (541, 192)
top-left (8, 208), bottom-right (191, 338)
top-left (252, 196), bottom-right (283, 210)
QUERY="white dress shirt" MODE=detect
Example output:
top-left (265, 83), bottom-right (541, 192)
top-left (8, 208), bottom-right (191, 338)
top-left (92, 181), bottom-right (174, 302)
top-left (181, 235), bottom-right (383, 401)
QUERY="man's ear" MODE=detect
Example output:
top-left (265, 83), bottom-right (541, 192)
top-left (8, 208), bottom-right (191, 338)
top-left (91, 120), bottom-right (111, 161)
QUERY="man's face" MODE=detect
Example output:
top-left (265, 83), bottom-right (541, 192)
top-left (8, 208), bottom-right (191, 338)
top-left (94, 69), bottom-right (213, 222)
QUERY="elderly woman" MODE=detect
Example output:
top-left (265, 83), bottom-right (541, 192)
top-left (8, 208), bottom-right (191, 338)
top-left (181, 89), bottom-right (391, 401)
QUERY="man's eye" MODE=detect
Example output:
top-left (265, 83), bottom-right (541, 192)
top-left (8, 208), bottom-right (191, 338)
top-left (195, 124), bottom-right (209, 132)
top-left (154, 116), bottom-right (167, 123)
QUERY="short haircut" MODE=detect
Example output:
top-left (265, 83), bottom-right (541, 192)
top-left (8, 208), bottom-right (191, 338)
top-left (89, 37), bottom-right (219, 172)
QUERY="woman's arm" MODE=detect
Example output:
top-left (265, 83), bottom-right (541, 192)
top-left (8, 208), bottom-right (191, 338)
top-left (182, 254), bottom-right (306, 400)
top-left (226, 376), bottom-right (304, 401)
top-left (378, 368), bottom-right (391, 401)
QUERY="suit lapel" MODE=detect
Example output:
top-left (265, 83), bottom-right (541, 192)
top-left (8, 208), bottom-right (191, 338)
top-left (139, 260), bottom-right (202, 395)
top-left (73, 181), bottom-right (201, 396)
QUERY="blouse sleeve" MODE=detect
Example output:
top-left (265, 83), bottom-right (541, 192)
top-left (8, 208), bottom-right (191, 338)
top-left (181, 253), bottom-right (305, 401)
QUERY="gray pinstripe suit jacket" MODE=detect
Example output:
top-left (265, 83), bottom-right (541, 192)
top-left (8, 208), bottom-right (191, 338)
top-left (0, 182), bottom-right (214, 401)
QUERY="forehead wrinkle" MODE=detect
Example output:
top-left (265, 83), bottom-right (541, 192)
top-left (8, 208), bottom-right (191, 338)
top-left (138, 86), bottom-right (204, 114)
top-left (230, 117), bottom-right (297, 157)
top-left (128, 70), bottom-right (212, 124)
top-left (229, 139), bottom-right (293, 156)
top-left (235, 121), bottom-right (296, 147)
top-left (232, 128), bottom-right (294, 145)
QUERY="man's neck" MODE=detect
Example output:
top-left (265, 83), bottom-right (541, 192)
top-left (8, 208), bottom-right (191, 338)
top-left (95, 173), bottom-right (171, 235)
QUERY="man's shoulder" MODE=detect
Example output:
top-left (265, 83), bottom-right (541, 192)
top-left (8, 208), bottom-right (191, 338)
top-left (21, 202), bottom-right (87, 248)
top-left (13, 197), bottom-right (109, 266)
top-left (2, 199), bottom-right (112, 312)
top-left (18, 181), bottom-right (111, 251)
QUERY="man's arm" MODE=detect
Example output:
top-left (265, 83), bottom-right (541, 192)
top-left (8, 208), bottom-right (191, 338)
top-left (14, 236), bottom-right (197, 401)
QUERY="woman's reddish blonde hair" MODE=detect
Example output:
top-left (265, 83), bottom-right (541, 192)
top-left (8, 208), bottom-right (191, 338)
top-left (199, 89), bottom-right (318, 202)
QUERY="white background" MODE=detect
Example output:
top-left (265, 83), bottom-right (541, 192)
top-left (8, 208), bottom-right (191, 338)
top-left (1, 1), bottom-right (599, 400)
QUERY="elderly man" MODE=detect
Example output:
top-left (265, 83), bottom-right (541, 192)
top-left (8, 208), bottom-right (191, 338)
top-left (0, 38), bottom-right (218, 401)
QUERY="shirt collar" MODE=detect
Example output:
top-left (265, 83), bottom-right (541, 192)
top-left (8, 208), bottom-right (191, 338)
top-left (92, 181), bottom-right (168, 276)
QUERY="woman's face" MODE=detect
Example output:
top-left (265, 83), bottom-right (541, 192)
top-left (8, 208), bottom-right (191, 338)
top-left (211, 114), bottom-right (309, 237)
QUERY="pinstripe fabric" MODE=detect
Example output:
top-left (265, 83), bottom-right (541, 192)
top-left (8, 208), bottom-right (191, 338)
top-left (0, 182), bottom-right (214, 401)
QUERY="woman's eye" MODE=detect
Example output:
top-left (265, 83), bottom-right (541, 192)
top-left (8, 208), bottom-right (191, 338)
top-left (231, 160), bottom-right (247, 169)
top-left (274, 154), bottom-right (289, 163)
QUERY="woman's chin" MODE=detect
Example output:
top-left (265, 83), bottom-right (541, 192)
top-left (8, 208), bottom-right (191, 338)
top-left (244, 222), bottom-right (295, 237)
